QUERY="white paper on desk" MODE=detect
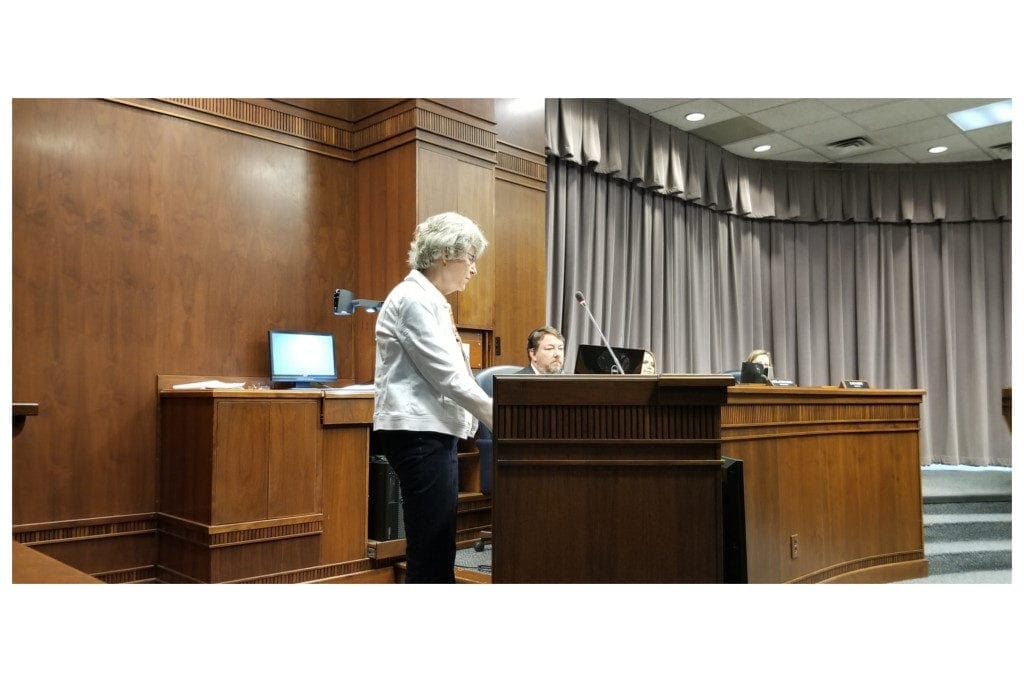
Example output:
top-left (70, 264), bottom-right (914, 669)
top-left (324, 383), bottom-right (375, 394)
top-left (171, 380), bottom-right (246, 390)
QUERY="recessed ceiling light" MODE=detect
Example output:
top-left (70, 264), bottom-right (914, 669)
top-left (947, 100), bottom-right (1011, 132)
top-left (754, 144), bottom-right (772, 153)
top-left (928, 146), bottom-right (948, 154)
top-left (685, 112), bottom-right (706, 122)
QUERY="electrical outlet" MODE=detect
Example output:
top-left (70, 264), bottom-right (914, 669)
top-left (790, 534), bottom-right (799, 559)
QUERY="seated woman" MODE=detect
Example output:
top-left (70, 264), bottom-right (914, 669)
top-left (742, 349), bottom-right (773, 383)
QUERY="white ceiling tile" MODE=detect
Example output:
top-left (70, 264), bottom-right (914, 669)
top-left (897, 133), bottom-right (979, 162)
top-left (783, 116), bottom-right (870, 145)
top-left (770, 148), bottom-right (832, 163)
top-left (833, 148), bottom-right (915, 164)
top-left (847, 100), bottom-right (937, 130)
top-left (610, 98), bottom-right (1011, 165)
top-left (810, 141), bottom-right (887, 162)
top-left (990, 145), bottom-right (1012, 160)
top-left (723, 132), bottom-right (801, 160)
top-left (654, 99), bottom-right (745, 130)
top-left (922, 98), bottom-right (1008, 117)
top-left (715, 99), bottom-right (795, 114)
top-left (617, 99), bottom-right (691, 113)
top-left (870, 116), bottom-right (963, 147)
top-left (964, 121), bottom-right (1012, 147)
top-left (816, 98), bottom-right (900, 113)
top-left (916, 148), bottom-right (997, 163)
top-left (747, 100), bottom-right (845, 131)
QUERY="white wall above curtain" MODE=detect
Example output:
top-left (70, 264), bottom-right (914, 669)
top-left (545, 98), bottom-right (1011, 466)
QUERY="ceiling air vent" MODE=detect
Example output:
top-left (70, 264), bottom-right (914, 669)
top-left (991, 142), bottom-right (1011, 152)
top-left (827, 136), bottom-right (873, 149)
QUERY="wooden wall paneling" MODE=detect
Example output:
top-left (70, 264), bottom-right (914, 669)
top-left (494, 98), bottom-right (547, 153)
top-left (209, 535), bottom-right (323, 583)
top-left (493, 179), bottom-right (547, 364)
top-left (416, 146), bottom-right (463, 224)
top-left (158, 533), bottom-right (211, 582)
top-left (273, 98), bottom-right (405, 124)
top-left (458, 329), bottom-right (485, 369)
top-left (12, 97), bottom-right (515, 578)
top-left (24, 532), bottom-right (158, 581)
top-left (354, 143), bottom-right (419, 383)
top-left (12, 98), bottom-right (357, 580)
top-left (427, 99), bottom-right (496, 124)
top-left (454, 157), bottom-right (496, 329)
top-left (493, 98), bottom-right (548, 366)
top-left (313, 567), bottom-right (395, 584)
top-left (416, 145), bottom-right (495, 328)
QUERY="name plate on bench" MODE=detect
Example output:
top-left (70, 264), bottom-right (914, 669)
top-left (840, 379), bottom-right (870, 389)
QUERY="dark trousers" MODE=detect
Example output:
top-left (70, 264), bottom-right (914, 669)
top-left (377, 430), bottom-right (459, 583)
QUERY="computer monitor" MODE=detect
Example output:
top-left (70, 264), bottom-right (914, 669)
top-left (574, 344), bottom-right (645, 374)
top-left (268, 330), bottom-right (338, 388)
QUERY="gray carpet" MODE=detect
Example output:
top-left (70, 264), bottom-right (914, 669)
top-left (455, 544), bottom-right (492, 574)
top-left (919, 464), bottom-right (1012, 503)
top-left (898, 464), bottom-right (1013, 584)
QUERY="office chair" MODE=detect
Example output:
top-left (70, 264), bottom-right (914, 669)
top-left (471, 364), bottom-right (522, 553)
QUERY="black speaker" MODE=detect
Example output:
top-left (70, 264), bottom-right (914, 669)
top-left (368, 455), bottom-right (405, 541)
top-left (722, 457), bottom-right (748, 583)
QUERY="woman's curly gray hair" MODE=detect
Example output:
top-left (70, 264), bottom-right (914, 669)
top-left (407, 212), bottom-right (488, 270)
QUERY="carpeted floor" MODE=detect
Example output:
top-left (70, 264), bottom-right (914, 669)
top-left (898, 464), bottom-right (1012, 584)
top-left (919, 464), bottom-right (1012, 503)
top-left (455, 544), bottom-right (492, 574)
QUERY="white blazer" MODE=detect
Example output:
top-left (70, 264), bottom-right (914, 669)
top-left (373, 270), bottom-right (493, 438)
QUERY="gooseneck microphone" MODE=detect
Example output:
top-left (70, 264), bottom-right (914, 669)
top-left (574, 290), bottom-right (625, 374)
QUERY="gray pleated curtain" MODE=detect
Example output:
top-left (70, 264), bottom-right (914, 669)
top-left (546, 98), bottom-right (1011, 465)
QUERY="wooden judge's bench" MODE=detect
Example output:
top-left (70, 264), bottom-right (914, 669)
top-left (491, 375), bottom-right (928, 584)
top-left (154, 374), bottom-right (927, 584)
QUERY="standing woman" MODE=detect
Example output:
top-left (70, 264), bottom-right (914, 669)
top-left (373, 212), bottom-right (494, 583)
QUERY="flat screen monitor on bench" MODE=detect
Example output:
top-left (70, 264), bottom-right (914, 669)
top-left (268, 330), bottom-right (337, 388)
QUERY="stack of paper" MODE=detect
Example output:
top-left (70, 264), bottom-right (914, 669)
top-left (171, 380), bottom-right (246, 390)
top-left (323, 384), bottom-right (375, 394)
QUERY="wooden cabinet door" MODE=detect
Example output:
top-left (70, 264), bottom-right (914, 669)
top-left (212, 399), bottom-right (320, 524)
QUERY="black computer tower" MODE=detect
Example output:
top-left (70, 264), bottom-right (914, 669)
top-left (368, 455), bottom-right (405, 541)
top-left (722, 457), bottom-right (748, 583)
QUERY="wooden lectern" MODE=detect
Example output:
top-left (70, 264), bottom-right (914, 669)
top-left (491, 374), bottom-right (732, 583)
top-left (491, 375), bottom-right (928, 584)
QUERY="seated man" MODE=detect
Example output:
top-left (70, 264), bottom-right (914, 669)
top-left (641, 350), bottom-right (657, 375)
top-left (517, 326), bottom-right (565, 375)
